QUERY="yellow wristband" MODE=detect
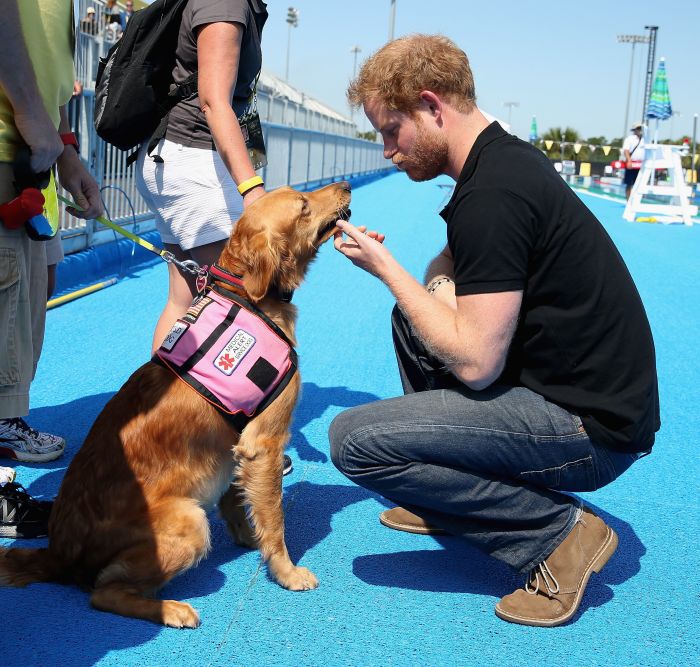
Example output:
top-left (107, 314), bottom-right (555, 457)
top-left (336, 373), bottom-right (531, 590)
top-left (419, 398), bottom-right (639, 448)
top-left (237, 175), bottom-right (264, 196)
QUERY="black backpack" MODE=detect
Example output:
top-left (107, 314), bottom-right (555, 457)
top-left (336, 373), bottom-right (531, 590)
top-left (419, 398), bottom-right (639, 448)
top-left (94, 0), bottom-right (197, 153)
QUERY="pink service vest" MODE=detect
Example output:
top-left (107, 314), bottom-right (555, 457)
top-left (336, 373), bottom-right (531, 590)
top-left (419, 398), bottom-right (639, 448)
top-left (155, 287), bottom-right (297, 426)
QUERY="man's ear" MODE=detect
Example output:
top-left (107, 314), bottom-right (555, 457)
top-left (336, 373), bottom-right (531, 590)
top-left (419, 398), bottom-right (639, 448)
top-left (241, 230), bottom-right (275, 302)
top-left (419, 90), bottom-right (443, 117)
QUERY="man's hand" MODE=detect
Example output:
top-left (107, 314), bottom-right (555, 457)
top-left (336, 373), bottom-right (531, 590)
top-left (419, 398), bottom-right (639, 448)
top-left (56, 148), bottom-right (103, 219)
top-left (333, 220), bottom-right (388, 278)
top-left (1, 0), bottom-right (63, 173)
top-left (13, 108), bottom-right (64, 173)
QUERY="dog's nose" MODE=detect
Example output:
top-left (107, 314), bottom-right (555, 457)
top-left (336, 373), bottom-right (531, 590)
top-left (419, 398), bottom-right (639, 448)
top-left (339, 180), bottom-right (351, 192)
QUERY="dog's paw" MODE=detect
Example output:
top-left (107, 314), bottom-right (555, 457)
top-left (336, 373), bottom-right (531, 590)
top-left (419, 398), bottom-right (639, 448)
top-left (161, 600), bottom-right (201, 629)
top-left (278, 565), bottom-right (319, 591)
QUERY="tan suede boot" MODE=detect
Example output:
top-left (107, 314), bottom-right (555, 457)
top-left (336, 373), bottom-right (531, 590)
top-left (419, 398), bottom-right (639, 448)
top-left (495, 507), bottom-right (618, 627)
top-left (379, 507), bottom-right (447, 535)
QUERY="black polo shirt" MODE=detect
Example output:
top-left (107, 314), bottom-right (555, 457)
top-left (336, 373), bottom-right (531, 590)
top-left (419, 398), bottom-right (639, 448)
top-left (440, 122), bottom-right (660, 452)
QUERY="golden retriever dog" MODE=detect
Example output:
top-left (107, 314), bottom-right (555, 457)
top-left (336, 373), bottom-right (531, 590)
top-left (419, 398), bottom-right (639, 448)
top-left (0, 181), bottom-right (351, 628)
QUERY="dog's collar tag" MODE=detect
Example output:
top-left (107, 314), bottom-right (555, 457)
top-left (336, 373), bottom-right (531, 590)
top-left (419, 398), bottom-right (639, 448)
top-left (196, 266), bottom-right (209, 293)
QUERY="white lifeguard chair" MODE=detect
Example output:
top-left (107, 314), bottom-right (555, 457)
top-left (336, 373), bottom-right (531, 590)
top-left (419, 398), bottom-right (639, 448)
top-left (623, 144), bottom-right (697, 226)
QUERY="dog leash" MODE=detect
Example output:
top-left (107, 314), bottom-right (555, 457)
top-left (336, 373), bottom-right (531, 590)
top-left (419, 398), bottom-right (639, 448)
top-left (58, 195), bottom-right (295, 302)
top-left (57, 194), bottom-right (204, 277)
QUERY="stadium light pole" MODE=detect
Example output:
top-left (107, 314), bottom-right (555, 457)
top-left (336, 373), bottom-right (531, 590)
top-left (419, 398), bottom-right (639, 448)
top-left (388, 0), bottom-right (396, 41)
top-left (692, 113), bottom-right (698, 188)
top-left (351, 45), bottom-right (362, 79)
top-left (503, 101), bottom-right (519, 130)
top-left (561, 129), bottom-right (565, 163)
top-left (669, 110), bottom-right (681, 141)
top-left (350, 46), bottom-right (362, 121)
top-left (641, 26), bottom-right (658, 124)
top-left (617, 34), bottom-right (649, 139)
top-left (285, 7), bottom-right (299, 82)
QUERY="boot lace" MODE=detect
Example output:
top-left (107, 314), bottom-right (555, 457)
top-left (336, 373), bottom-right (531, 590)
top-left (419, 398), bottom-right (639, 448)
top-left (525, 560), bottom-right (560, 596)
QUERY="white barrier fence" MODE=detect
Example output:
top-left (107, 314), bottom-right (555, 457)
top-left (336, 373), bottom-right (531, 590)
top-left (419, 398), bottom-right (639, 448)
top-left (59, 90), bottom-right (391, 255)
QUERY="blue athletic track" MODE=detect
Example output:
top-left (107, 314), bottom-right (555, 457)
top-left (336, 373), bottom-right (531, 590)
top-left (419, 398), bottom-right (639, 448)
top-left (3, 172), bottom-right (699, 667)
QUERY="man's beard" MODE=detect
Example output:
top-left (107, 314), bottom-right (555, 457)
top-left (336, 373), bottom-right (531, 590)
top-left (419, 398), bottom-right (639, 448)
top-left (395, 119), bottom-right (448, 182)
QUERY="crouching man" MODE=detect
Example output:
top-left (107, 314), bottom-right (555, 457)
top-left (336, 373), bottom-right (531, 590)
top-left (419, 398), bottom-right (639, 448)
top-left (329, 34), bottom-right (659, 627)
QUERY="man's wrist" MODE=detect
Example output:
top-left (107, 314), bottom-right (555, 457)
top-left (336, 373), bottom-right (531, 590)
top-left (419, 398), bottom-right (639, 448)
top-left (59, 132), bottom-right (79, 152)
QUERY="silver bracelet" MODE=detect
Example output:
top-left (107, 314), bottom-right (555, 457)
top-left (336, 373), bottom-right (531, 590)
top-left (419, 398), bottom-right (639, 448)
top-left (427, 277), bottom-right (454, 295)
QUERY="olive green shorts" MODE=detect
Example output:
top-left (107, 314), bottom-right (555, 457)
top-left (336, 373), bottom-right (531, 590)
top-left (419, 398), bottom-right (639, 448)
top-left (0, 163), bottom-right (49, 418)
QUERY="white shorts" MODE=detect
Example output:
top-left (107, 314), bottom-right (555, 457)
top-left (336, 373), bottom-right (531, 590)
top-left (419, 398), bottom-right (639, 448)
top-left (135, 139), bottom-right (243, 251)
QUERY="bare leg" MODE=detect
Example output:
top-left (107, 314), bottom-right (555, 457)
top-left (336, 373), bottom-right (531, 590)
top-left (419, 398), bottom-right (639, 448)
top-left (47, 263), bottom-right (57, 300)
top-left (151, 240), bottom-right (227, 354)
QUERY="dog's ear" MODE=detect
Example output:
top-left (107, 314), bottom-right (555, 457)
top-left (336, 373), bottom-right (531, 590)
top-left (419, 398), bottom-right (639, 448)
top-left (240, 230), bottom-right (276, 302)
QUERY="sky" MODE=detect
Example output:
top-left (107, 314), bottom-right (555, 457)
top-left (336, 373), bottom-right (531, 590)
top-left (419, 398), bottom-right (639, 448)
top-left (253, 0), bottom-right (698, 142)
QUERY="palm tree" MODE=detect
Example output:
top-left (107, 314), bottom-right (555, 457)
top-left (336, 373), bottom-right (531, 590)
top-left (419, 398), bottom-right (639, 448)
top-left (584, 136), bottom-right (608, 163)
top-left (542, 127), bottom-right (581, 161)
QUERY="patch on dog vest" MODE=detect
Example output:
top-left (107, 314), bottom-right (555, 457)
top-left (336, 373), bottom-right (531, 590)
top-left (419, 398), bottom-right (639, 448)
top-left (161, 321), bottom-right (189, 351)
top-left (154, 287), bottom-right (297, 428)
top-left (215, 330), bottom-right (256, 375)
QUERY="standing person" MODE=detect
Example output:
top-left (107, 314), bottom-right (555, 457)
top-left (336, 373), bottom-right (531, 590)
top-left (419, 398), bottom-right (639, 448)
top-left (329, 35), bottom-right (659, 627)
top-left (119, 0), bottom-right (135, 31)
top-left (0, 0), bottom-right (102, 536)
top-left (79, 6), bottom-right (98, 35)
top-left (134, 0), bottom-right (293, 475)
top-left (136, 0), bottom-right (268, 354)
top-left (103, 0), bottom-right (122, 27)
top-left (622, 121), bottom-right (645, 200)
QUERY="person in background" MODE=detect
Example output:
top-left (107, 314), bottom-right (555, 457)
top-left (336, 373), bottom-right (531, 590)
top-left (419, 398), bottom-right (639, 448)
top-left (622, 121), bottom-right (645, 200)
top-left (79, 6), bottom-right (98, 36)
top-left (0, 0), bottom-right (102, 537)
top-left (69, 79), bottom-right (83, 149)
top-left (329, 34), bottom-right (659, 627)
top-left (103, 0), bottom-right (122, 27)
top-left (120, 0), bottom-right (135, 31)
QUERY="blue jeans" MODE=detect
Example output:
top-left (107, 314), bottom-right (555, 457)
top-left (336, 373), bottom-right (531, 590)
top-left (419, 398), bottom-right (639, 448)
top-left (329, 306), bottom-right (639, 572)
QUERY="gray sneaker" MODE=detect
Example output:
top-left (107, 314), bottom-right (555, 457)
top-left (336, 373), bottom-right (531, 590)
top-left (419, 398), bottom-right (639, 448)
top-left (0, 418), bottom-right (66, 463)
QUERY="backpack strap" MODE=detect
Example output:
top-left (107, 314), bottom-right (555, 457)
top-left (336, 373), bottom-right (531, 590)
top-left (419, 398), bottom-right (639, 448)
top-left (126, 72), bottom-right (200, 167)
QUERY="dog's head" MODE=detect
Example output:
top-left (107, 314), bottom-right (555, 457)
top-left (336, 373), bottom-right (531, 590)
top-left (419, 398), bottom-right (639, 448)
top-left (219, 182), bottom-right (351, 302)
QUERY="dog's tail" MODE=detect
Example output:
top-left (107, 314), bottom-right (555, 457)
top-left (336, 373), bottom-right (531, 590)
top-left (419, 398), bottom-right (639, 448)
top-left (0, 547), bottom-right (62, 587)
